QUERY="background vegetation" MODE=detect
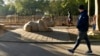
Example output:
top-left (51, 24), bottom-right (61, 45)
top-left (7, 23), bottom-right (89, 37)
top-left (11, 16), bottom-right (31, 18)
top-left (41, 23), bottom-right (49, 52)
top-left (0, 0), bottom-right (94, 16)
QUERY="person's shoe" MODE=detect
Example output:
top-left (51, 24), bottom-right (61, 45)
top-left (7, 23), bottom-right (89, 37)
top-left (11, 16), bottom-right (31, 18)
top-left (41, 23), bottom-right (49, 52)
top-left (86, 51), bottom-right (92, 55)
top-left (68, 49), bottom-right (74, 54)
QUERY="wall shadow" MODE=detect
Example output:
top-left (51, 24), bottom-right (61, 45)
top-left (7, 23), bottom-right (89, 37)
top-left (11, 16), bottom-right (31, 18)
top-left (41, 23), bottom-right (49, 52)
top-left (32, 31), bottom-right (70, 41)
top-left (0, 29), bottom-right (76, 43)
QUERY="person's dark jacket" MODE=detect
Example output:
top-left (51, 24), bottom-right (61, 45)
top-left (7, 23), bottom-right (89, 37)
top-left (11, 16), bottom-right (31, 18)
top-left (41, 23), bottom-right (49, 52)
top-left (77, 10), bottom-right (89, 32)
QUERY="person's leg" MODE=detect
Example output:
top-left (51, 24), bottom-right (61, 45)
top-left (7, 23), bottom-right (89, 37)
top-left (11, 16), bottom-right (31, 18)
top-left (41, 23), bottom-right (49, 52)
top-left (72, 32), bottom-right (83, 51)
top-left (70, 20), bottom-right (73, 26)
top-left (68, 32), bottom-right (83, 53)
top-left (68, 20), bottom-right (70, 27)
top-left (84, 32), bottom-right (92, 52)
top-left (94, 24), bottom-right (96, 31)
top-left (93, 24), bottom-right (96, 31)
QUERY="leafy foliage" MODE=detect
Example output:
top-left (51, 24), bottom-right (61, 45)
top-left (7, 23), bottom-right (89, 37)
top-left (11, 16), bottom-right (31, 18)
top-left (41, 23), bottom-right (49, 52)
top-left (0, 0), bottom-right (94, 16)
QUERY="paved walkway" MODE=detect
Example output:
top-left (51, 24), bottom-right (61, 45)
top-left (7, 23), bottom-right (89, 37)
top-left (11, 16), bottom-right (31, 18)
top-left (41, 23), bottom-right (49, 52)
top-left (0, 42), bottom-right (99, 56)
top-left (0, 27), bottom-right (99, 56)
top-left (0, 27), bottom-right (70, 42)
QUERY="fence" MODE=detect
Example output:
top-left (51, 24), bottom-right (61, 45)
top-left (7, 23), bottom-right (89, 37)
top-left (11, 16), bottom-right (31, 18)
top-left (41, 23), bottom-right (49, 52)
top-left (0, 15), bottom-right (41, 25)
top-left (0, 15), bottom-right (93, 26)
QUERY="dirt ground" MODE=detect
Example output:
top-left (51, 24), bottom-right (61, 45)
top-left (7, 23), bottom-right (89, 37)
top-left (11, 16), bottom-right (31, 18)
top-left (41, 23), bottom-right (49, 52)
top-left (67, 27), bottom-right (78, 40)
top-left (0, 30), bottom-right (7, 36)
top-left (67, 26), bottom-right (100, 40)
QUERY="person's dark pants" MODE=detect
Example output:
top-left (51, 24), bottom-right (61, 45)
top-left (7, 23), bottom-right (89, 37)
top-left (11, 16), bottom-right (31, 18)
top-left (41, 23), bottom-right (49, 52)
top-left (72, 31), bottom-right (92, 51)
top-left (93, 24), bottom-right (96, 31)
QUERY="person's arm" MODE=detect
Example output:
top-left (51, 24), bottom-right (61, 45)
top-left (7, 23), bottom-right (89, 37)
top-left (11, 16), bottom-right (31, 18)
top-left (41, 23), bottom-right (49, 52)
top-left (77, 14), bottom-right (88, 28)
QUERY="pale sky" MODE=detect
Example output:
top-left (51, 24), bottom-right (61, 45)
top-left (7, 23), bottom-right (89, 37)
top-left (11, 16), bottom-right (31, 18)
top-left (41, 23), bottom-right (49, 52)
top-left (3, 0), bottom-right (15, 4)
top-left (3, 0), bottom-right (8, 4)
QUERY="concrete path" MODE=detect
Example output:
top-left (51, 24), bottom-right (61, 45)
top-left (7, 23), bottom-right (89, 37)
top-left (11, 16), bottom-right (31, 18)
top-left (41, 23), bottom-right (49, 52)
top-left (0, 42), bottom-right (99, 56)
top-left (0, 27), bottom-right (70, 42)
top-left (0, 27), bottom-right (99, 56)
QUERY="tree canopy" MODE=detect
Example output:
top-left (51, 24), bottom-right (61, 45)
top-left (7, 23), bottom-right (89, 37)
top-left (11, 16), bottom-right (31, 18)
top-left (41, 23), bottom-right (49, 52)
top-left (0, 0), bottom-right (94, 16)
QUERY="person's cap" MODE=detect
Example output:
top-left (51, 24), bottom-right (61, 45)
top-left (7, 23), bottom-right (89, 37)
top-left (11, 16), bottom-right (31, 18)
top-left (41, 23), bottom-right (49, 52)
top-left (78, 5), bottom-right (84, 9)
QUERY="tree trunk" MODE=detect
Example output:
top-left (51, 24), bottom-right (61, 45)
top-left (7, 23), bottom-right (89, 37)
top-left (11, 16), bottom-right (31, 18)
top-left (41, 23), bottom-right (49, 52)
top-left (95, 0), bottom-right (100, 30)
top-left (88, 0), bottom-right (90, 16)
top-left (98, 0), bottom-right (100, 31)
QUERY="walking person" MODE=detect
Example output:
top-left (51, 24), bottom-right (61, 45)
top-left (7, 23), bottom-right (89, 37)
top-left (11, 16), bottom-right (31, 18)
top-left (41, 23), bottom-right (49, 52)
top-left (68, 5), bottom-right (92, 54)
top-left (67, 11), bottom-right (73, 27)
top-left (92, 15), bottom-right (96, 31)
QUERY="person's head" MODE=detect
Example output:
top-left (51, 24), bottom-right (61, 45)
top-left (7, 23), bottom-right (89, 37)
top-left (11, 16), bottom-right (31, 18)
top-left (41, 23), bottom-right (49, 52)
top-left (78, 5), bottom-right (85, 12)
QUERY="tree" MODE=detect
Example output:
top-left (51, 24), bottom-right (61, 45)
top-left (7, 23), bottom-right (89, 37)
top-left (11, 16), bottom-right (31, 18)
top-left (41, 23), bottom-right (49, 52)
top-left (49, 0), bottom-right (63, 16)
top-left (8, 5), bottom-right (16, 15)
top-left (0, 0), bottom-right (4, 5)
top-left (0, 0), bottom-right (7, 16)
top-left (13, 0), bottom-right (50, 16)
top-left (95, 0), bottom-right (100, 31)
top-left (3, 0), bottom-right (89, 16)
top-left (60, 0), bottom-right (88, 15)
